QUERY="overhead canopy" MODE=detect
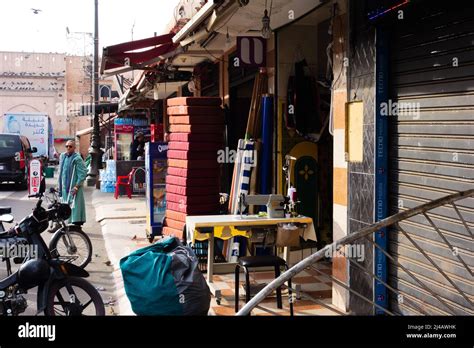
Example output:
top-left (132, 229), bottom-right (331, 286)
top-left (101, 33), bottom-right (179, 75)
top-left (170, 0), bottom-right (325, 53)
top-left (76, 114), bottom-right (117, 137)
top-left (118, 70), bottom-right (190, 112)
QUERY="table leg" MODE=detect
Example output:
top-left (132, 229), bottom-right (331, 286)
top-left (206, 232), bottom-right (222, 304)
top-left (296, 284), bottom-right (302, 300)
top-left (283, 246), bottom-right (291, 266)
top-left (207, 232), bottom-right (214, 283)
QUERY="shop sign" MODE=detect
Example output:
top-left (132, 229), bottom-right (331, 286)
top-left (237, 36), bottom-right (267, 67)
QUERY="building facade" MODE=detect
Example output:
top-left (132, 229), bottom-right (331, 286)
top-left (0, 51), bottom-right (69, 136)
top-left (101, 0), bottom-right (473, 315)
top-left (0, 51), bottom-right (116, 153)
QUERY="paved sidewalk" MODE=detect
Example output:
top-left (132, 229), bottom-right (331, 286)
top-left (90, 189), bottom-right (337, 316)
top-left (91, 189), bottom-right (149, 315)
top-left (81, 186), bottom-right (121, 316)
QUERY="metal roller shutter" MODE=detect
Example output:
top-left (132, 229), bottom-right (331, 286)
top-left (388, 3), bottom-right (474, 315)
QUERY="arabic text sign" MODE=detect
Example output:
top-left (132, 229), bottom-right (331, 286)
top-left (29, 159), bottom-right (42, 195)
top-left (4, 114), bottom-right (48, 157)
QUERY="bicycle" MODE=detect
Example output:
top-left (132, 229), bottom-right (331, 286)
top-left (45, 187), bottom-right (93, 269)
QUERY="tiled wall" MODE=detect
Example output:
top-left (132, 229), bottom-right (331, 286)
top-left (331, 10), bottom-right (349, 311)
top-left (347, 17), bottom-right (376, 314)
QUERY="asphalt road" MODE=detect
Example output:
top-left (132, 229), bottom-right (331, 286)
top-left (0, 175), bottom-right (118, 316)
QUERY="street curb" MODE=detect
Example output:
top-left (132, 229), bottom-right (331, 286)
top-left (111, 266), bottom-right (134, 315)
top-left (96, 215), bottom-right (146, 223)
top-left (94, 202), bottom-right (146, 222)
top-left (101, 221), bottom-right (135, 315)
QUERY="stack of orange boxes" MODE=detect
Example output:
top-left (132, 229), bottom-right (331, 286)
top-left (163, 97), bottom-right (224, 239)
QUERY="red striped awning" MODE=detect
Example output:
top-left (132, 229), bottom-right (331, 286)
top-left (101, 33), bottom-right (177, 73)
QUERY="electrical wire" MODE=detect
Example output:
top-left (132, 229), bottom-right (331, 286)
top-left (202, 46), bottom-right (229, 63)
top-left (331, 10), bottom-right (345, 89)
top-left (181, 0), bottom-right (241, 64)
top-left (196, 3), bottom-right (245, 64)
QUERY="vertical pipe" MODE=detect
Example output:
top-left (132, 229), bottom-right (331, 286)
top-left (374, 27), bottom-right (389, 314)
top-left (274, 30), bottom-right (280, 194)
top-left (86, 0), bottom-right (102, 185)
top-left (261, 94), bottom-right (273, 196)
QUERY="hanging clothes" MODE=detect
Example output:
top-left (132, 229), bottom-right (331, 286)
top-left (286, 59), bottom-right (322, 136)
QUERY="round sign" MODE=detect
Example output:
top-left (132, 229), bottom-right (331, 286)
top-left (33, 171), bottom-right (38, 176)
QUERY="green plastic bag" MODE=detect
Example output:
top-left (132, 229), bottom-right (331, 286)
top-left (120, 238), bottom-right (182, 315)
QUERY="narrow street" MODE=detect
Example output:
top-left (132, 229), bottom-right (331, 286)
top-left (0, 173), bottom-right (118, 315)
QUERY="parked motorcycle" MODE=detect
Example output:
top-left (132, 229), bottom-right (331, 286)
top-left (0, 188), bottom-right (93, 269)
top-left (0, 180), bottom-right (105, 316)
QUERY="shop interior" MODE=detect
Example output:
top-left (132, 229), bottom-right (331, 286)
top-left (276, 5), bottom-right (335, 252)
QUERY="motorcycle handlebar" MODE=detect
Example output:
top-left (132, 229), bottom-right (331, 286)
top-left (0, 226), bottom-right (19, 239)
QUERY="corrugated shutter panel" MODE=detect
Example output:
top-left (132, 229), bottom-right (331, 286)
top-left (388, 4), bottom-right (474, 315)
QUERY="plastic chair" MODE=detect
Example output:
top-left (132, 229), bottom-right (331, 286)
top-left (114, 168), bottom-right (137, 199)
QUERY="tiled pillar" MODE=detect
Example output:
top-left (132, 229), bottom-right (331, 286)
top-left (332, 10), bottom-right (350, 312)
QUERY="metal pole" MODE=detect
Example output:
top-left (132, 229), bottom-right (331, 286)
top-left (86, 0), bottom-right (102, 186)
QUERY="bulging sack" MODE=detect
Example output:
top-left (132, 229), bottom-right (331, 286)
top-left (120, 237), bottom-right (211, 316)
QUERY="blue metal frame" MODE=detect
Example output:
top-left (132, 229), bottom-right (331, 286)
top-left (374, 27), bottom-right (389, 314)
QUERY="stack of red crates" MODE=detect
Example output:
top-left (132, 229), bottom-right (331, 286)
top-left (163, 97), bottom-right (224, 239)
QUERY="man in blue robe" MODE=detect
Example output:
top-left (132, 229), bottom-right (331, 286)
top-left (58, 140), bottom-right (87, 225)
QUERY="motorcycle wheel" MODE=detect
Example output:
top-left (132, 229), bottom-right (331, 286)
top-left (49, 226), bottom-right (92, 268)
top-left (45, 276), bottom-right (105, 316)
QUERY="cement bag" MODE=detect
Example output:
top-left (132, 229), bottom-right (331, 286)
top-left (120, 237), bottom-right (211, 316)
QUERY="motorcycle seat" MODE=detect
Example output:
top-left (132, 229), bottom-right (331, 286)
top-left (0, 207), bottom-right (11, 215)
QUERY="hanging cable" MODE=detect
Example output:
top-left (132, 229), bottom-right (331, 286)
top-left (328, 3), bottom-right (341, 137)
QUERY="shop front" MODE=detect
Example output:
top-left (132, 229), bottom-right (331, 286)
top-left (274, 1), bottom-right (336, 254)
top-left (379, 0), bottom-right (474, 315)
top-left (187, 0), bottom-right (338, 268)
top-left (159, 0), bottom-right (343, 305)
top-left (329, 0), bottom-right (474, 315)
top-left (100, 25), bottom-right (201, 237)
top-left (101, 0), bottom-right (348, 313)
